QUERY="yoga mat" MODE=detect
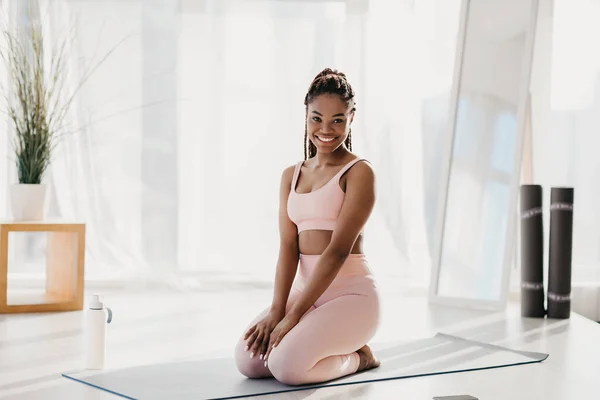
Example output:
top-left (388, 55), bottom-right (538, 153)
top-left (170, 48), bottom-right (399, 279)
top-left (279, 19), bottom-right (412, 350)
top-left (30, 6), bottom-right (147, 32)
top-left (547, 187), bottom-right (574, 319)
top-left (62, 333), bottom-right (548, 400)
top-left (520, 184), bottom-right (546, 318)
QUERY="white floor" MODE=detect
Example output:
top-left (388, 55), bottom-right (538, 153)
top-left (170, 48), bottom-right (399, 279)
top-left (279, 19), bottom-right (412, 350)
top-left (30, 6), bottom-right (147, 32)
top-left (2, 281), bottom-right (600, 400)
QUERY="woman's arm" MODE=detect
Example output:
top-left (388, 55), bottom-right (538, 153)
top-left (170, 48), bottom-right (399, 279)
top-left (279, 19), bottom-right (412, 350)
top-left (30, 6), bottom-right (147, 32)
top-left (270, 165), bottom-right (300, 317)
top-left (244, 166), bottom-right (299, 359)
top-left (287, 161), bottom-right (376, 320)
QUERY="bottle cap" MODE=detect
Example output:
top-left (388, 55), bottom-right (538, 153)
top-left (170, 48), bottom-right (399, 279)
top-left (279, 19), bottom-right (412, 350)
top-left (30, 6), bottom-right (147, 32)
top-left (90, 294), bottom-right (104, 310)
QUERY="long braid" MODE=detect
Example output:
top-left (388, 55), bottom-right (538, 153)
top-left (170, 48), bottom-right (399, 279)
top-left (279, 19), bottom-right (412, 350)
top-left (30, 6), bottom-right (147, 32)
top-left (304, 115), bottom-right (317, 160)
top-left (303, 68), bottom-right (356, 159)
top-left (304, 125), bottom-right (308, 161)
top-left (345, 128), bottom-right (352, 152)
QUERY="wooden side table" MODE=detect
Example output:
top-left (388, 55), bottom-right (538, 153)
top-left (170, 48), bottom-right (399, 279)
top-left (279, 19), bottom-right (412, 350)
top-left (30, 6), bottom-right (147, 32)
top-left (0, 221), bottom-right (86, 313)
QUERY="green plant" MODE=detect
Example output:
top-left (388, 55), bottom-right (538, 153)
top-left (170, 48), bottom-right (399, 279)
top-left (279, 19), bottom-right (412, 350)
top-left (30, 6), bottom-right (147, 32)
top-left (0, 2), bottom-right (124, 184)
top-left (0, 6), bottom-right (66, 184)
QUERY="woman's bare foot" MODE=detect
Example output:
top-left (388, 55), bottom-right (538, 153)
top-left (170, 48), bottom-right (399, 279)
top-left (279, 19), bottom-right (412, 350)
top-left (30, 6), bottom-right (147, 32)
top-left (356, 344), bottom-right (380, 372)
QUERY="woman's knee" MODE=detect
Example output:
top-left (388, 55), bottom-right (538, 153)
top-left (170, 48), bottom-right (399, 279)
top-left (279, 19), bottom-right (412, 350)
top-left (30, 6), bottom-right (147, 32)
top-left (267, 346), bottom-right (307, 386)
top-left (235, 338), bottom-right (265, 379)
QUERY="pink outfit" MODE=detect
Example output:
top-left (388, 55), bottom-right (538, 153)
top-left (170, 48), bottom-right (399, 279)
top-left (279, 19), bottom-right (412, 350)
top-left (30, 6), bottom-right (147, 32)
top-left (235, 255), bottom-right (380, 385)
top-left (235, 157), bottom-right (381, 386)
top-left (287, 157), bottom-right (367, 232)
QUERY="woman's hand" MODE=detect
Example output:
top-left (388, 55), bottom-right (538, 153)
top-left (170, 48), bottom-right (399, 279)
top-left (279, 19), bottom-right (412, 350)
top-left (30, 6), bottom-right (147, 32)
top-left (244, 310), bottom-right (284, 360)
top-left (264, 312), bottom-right (301, 362)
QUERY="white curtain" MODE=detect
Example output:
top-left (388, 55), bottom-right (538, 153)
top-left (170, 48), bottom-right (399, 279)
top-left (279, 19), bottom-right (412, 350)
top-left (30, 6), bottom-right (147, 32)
top-left (2, 0), bottom-right (462, 289)
top-left (0, 0), bottom-right (9, 218)
top-left (529, 0), bottom-right (600, 284)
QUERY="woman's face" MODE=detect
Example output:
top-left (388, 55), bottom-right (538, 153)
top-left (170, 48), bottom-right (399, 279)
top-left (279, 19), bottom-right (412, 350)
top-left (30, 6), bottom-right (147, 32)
top-left (306, 94), bottom-right (354, 154)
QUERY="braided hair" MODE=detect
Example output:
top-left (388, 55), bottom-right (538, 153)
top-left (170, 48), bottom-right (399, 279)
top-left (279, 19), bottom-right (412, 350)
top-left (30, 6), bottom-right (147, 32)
top-left (303, 68), bottom-right (356, 160)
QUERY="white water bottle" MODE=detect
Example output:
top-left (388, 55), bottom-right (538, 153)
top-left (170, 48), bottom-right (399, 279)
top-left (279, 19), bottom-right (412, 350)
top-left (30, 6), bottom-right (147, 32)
top-left (85, 294), bottom-right (113, 369)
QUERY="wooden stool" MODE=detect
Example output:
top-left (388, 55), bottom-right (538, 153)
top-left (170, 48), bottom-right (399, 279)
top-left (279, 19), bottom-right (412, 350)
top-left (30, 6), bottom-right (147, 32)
top-left (0, 221), bottom-right (86, 313)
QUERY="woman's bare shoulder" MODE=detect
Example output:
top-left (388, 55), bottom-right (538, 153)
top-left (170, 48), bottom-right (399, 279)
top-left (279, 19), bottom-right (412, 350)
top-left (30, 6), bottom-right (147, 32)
top-left (281, 162), bottom-right (300, 186)
top-left (347, 159), bottom-right (375, 184)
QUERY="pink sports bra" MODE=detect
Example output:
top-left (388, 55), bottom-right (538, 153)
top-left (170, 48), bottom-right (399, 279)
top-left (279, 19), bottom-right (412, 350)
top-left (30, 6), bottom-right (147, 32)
top-left (287, 157), bottom-right (368, 233)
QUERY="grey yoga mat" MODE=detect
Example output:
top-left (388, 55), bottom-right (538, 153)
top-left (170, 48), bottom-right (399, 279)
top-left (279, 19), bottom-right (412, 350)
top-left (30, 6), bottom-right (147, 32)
top-left (62, 333), bottom-right (548, 400)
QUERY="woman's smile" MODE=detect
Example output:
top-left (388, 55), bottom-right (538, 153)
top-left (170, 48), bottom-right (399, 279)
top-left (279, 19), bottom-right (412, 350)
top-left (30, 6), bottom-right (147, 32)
top-left (315, 135), bottom-right (338, 143)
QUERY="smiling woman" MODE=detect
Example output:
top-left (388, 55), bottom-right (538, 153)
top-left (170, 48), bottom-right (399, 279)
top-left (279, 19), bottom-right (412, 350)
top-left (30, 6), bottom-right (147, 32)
top-left (234, 68), bottom-right (382, 386)
top-left (295, 71), bottom-right (364, 256)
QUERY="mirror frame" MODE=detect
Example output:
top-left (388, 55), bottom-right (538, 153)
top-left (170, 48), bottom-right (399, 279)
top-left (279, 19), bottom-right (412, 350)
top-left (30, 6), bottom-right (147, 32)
top-left (428, 0), bottom-right (540, 310)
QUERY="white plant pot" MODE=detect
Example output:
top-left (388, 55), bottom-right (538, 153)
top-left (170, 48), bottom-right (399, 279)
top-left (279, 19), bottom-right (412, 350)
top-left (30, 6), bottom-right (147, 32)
top-left (10, 184), bottom-right (48, 221)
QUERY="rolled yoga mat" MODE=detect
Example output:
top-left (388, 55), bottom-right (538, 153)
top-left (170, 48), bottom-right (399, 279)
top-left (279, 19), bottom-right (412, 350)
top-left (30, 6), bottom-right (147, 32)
top-left (520, 184), bottom-right (546, 318)
top-left (62, 333), bottom-right (548, 400)
top-left (547, 187), bottom-right (574, 319)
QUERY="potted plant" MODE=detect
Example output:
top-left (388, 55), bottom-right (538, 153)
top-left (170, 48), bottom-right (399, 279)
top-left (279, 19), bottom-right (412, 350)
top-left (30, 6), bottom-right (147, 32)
top-left (1, 2), bottom-right (121, 221)
top-left (0, 8), bottom-right (65, 220)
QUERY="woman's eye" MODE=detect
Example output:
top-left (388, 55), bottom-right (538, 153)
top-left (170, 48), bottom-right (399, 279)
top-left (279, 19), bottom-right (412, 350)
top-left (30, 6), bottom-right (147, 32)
top-left (310, 117), bottom-right (344, 123)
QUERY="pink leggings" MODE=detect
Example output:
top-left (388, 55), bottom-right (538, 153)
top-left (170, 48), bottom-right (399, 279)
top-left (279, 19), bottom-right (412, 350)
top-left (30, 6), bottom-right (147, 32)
top-left (235, 254), bottom-right (381, 386)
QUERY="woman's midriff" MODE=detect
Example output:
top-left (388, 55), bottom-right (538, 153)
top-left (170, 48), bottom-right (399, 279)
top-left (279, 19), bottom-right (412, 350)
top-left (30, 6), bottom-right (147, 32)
top-left (298, 230), bottom-right (364, 255)
top-left (298, 253), bottom-right (373, 280)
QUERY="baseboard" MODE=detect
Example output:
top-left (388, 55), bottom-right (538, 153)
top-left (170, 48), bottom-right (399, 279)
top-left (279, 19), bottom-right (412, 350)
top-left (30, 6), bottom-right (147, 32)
top-left (571, 284), bottom-right (600, 322)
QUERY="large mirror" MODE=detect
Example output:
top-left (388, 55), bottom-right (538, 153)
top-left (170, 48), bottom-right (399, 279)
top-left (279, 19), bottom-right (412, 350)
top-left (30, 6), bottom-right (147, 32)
top-left (429, 0), bottom-right (539, 310)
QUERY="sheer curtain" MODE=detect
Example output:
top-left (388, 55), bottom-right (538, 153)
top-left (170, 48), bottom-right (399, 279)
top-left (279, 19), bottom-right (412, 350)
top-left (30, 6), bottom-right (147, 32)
top-left (528, 0), bottom-right (600, 285)
top-left (2, 0), bottom-right (462, 289)
top-left (0, 0), bottom-right (9, 219)
top-left (360, 0), bottom-right (461, 284)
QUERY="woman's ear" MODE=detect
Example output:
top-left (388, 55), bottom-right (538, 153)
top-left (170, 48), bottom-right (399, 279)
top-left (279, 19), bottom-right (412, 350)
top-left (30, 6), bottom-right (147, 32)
top-left (349, 112), bottom-right (355, 124)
